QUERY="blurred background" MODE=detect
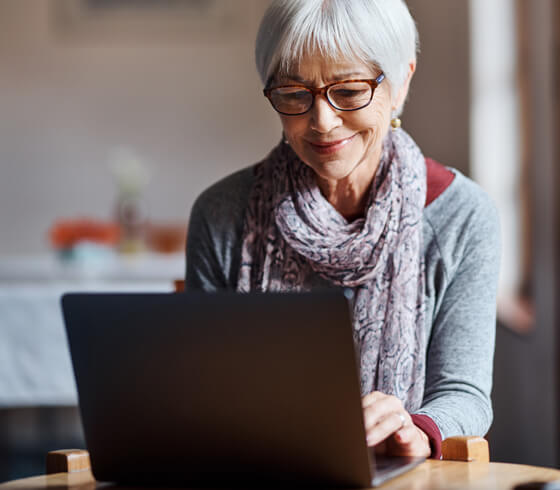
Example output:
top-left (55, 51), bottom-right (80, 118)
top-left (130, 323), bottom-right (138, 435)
top-left (0, 0), bottom-right (558, 482)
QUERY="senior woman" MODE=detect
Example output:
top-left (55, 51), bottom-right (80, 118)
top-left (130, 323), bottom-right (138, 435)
top-left (186, 0), bottom-right (500, 460)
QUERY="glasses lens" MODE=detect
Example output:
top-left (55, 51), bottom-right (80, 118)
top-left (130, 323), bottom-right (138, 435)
top-left (327, 81), bottom-right (373, 110)
top-left (269, 87), bottom-right (313, 115)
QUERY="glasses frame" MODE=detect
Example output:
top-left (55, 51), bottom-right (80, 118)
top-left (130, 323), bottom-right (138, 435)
top-left (263, 73), bottom-right (385, 116)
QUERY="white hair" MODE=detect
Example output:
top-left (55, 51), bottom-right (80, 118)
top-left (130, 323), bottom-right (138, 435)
top-left (255, 0), bottom-right (418, 111)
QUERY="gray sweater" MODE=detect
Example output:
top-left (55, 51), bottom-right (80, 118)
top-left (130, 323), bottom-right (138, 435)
top-left (186, 164), bottom-right (500, 440)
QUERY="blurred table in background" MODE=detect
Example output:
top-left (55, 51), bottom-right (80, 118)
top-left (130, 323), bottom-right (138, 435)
top-left (0, 253), bottom-right (184, 407)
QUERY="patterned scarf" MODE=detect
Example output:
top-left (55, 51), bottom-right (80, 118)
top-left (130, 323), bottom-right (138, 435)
top-left (237, 129), bottom-right (427, 411)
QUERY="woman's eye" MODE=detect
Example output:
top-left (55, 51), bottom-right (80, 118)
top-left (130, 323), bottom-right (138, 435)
top-left (282, 91), bottom-right (308, 100)
top-left (333, 89), bottom-right (368, 98)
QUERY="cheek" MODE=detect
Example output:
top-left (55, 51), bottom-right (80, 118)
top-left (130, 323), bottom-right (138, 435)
top-left (360, 88), bottom-right (393, 135)
top-left (356, 107), bottom-right (390, 146)
top-left (367, 103), bottom-right (391, 132)
top-left (280, 116), bottom-right (304, 141)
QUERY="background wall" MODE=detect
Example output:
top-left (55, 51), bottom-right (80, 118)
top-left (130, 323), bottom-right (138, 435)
top-left (487, 0), bottom-right (559, 468)
top-left (0, 0), bottom-right (470, 256)
top-left (406, 0), bottom-right (470, 175)
top-left (0, 0), bottom-right (279, 255)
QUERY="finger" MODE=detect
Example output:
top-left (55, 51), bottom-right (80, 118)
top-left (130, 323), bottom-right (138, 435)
top-left (366, 412), bottom-right (407, 446)
top-left (363, 397), bottom-right (405, 431)
top-left (363, 396), bottom-right (403, 426)
top-left (394, 425), bottom-right (417, 444)
top-left (388, 437), bottom-right (430, 457)
top-left (361, 391), bottom-right (386, 408)
top-left (388, 427), bottom-right (431, 458)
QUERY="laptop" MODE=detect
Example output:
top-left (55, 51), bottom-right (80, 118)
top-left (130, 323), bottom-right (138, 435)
top-left (61, 290), bottom-right (424, 487)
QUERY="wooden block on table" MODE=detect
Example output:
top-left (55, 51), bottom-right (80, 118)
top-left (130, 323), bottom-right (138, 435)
top-left (46, 449), bottom-right (91, 475)
top-left (442, 436), bottom-right (490, 462)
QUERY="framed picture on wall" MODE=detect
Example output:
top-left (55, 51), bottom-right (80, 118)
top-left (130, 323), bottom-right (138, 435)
top-left (50, 0), bottom-right (265, 42)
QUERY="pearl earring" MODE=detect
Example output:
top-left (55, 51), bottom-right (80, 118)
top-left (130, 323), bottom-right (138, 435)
top-left (391, 117), bottom-right (402, 131)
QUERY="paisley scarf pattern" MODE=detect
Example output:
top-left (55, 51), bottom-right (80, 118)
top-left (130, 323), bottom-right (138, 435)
top-left (237, 129), bottom-right (427, 411)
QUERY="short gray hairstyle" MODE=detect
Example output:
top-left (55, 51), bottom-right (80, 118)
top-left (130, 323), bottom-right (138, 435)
top-left (255, 0), bottom-right (418, 109)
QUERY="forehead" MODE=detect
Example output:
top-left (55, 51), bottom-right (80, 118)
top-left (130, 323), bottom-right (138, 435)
top-left (277, 53), bottom-right (376, 84)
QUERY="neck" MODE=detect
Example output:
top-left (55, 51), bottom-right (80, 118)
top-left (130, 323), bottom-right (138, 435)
top-left (316, 178), bottom-right (371, 221)
top-left (316, 146), bottom-right (382, 221)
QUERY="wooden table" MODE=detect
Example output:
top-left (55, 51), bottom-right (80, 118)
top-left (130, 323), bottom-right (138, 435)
top-left (2, 460), bottom-right (560, 489)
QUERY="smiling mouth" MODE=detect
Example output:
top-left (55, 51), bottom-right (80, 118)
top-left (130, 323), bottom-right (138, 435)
top-left (307, 135), bottom-right (355, 155)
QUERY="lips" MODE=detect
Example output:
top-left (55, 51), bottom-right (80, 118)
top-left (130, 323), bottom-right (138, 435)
top-left (307, 135), bottom-right (355, 155)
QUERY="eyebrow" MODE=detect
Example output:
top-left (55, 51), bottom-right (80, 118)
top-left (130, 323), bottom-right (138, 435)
top-left (283, 72), bottom-right (369, 83)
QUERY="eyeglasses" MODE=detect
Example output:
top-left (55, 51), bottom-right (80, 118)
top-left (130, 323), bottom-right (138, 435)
top-left (263, 73), bottom-right (385, 116)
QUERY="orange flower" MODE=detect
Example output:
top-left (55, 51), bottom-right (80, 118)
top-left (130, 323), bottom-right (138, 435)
top-left (48, 219), bottom-right (121, 249)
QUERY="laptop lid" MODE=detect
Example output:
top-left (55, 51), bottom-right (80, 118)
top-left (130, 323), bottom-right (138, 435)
top-left (61, 290), bottom-right (407, 487)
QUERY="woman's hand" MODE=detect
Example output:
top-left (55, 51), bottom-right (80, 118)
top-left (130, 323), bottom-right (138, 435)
top-left (362, 391), bottom-right (431, 458)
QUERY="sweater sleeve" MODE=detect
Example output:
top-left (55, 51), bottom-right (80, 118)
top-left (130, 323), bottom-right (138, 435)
top-left (186, 193), bottom-right (229, 291)
top-left (411, 414), bottom-right (442, 459)
top-left (414, 182), bottom-right (501, 441)
top-left (185, 166), bottom-right (254, 292)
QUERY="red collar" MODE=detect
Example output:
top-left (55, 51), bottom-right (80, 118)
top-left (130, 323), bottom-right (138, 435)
top-left (425, 157), bottom-right (455, 207)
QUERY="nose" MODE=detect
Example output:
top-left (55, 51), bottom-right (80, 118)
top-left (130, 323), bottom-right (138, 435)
top-left (309, 94), bottom-right (342, 133)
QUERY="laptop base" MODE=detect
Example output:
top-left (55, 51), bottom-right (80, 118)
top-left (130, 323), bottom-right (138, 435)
top-left (371, 455), bottom-right (425, 487)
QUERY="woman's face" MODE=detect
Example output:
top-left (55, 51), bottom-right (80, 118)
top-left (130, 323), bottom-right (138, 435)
top-left (276, 54), bottom-right (393, 184)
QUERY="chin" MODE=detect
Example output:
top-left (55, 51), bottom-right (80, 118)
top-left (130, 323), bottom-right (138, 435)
top-left (307, 158), bottom-right (356, 181)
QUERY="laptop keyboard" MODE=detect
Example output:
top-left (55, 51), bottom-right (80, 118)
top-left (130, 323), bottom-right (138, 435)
top-left (374, 456), bottom-right (412, 471)
top-left (371, 455), bottom-right (426, 486)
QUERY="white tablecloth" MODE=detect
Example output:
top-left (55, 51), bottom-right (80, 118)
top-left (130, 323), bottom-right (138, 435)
top-left (0, 253), bottom-right (184, 406)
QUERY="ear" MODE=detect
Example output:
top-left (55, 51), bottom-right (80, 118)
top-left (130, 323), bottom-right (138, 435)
top-left (392, 60), bottom-right (416, 113)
